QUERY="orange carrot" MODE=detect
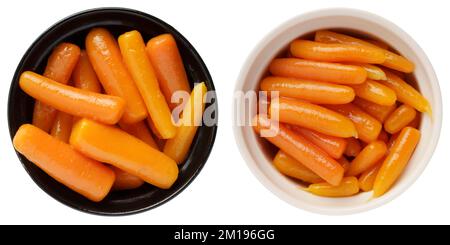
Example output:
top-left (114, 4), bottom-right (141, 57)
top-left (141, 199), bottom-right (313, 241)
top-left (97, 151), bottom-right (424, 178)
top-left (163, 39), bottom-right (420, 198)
top-left (373, 127), bottom-right (420, 197)
top-left (358, 163), bottom-right (382, 192)
top-left (291, 40), bottom-right (385, 64)
top-left (164, 82), bottom-right (207, 164)
top-left (253, 115), bottom-right (344, 186)
top-left (70, 119), bottom-right (178, 189)
top-left (72, 50), bottom-right (102, 93)
top-left (50, 111), bottom-right (73, 143)
top-left (119, 30), bottom-right (176, 139)
top-left (408, 113), bottom-right (421, 129)
top-left (346, 140), bottom-right (387, 176)
top-left (350, 79), bottom-right (397, 106)
top-left (348, 63), bottom-right (386, 80)
top-left (33, 42), bottom-right (80, 132)
top-left (13, 124), bottom-right (115, 202)
top-left (306, 177), bottom-right (359, 197)
top-left (269, 58), bottom-right (367, 84)
top-left (364, 39), bottom-right (390, 50)
top-left (86, 28), bottom-right (147, 123)
top-left (338, 157), bottom-right (351, 173)
top-left (353, 97), bottom-right (397, 123)
top-left (384, 104), bottom-right (417, 134)
top-left (146, 33), bottom-right (191, 109)
top-left (291, 126), bottom-right (347, 159)
top-left (315, 30), bottom-right (414, 73)
top-left (273, 151), bottom-right (323, 184)
top-left (20, 71), bottom-right (125, 125)
top-left (111, 166), bottom-right (145, 191)
top-left (380, 71), bottom-right (431, 115)
top-left (378, 129), bottom-right (389, 143)
top-left (345, 137), bottom-right (362, 157)
top-left (260, 76), bottom-right (355, 104)
top-left (327, 103), bottom-right (382, 143)
top-left (119, 121), bottom-right (159, 149)
top-left (271, 97), bottom-right (357, 138)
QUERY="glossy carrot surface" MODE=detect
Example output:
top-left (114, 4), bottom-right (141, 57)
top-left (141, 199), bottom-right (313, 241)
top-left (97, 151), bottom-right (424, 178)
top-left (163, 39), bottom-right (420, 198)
top-left (350, 79), bottom-right (397, 106)
top-left (50, 111), bottom-right (73, 143)
top-left (20, 71), bottom-right (125, 125)
top-left (346, 140), bottom-right (387, 176)
top-left (353, 97), bottom-right (397, 123)
top-left (384, 104), bottom-right (417, 134)
top-left (111, 166), bottom-right (144, 191)
top-left (269, 58), bottom-right (367, 84)
top-left (119, 121), bottom-right (159, 149)
top-left (72, 50), bottom-right (102, 93)
top-left (273, 151), bottom-right (323, 184)
top-left (350, 63), bottom-right (386, 80)
top-left (13, 124), bottom-right (115, 202)
top-left (86, 28), bottom-right (147, 123)
top-left (358, 163), bottom-right (382, 192)
top-left (292, 126), bottom-right (347, 159)
top-left (306, 177), bottom-right (359, 197)
top-left (345, 137), bottom-right (362, 157)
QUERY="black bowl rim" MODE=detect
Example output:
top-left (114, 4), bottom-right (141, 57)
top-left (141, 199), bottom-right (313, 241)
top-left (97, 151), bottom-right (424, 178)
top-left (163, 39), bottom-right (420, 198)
top-left (7, 7), bottom-right (218, 216)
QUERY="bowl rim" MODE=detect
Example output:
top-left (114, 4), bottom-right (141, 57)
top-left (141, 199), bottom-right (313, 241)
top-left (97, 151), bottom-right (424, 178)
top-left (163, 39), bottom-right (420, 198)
top-left (8, 7), bottom-right (218, 216)
top-left (233, 7), bottom-right (442, 215)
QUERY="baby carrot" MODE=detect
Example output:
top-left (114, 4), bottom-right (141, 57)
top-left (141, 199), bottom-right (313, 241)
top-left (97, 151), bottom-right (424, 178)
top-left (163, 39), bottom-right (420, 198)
top-left (408, 113), bottom-right (421, 129)
top-left (146, 34), bottom-right (191, 109)
top-left (378, 129), bottom-right (389, 144)
top-left (290, 40), bottom-right (385, 64)
top-left (291, 126), bottom-right (348, 159)
top-left (164, 82), bottom-right (207, 164)
top-left (33, 42), bottom-right (80, 132)
top-left (269, 58), bottom-right (367, 85)
top-left (315, 30), bottom-right (414, 73)
top-left (253, 115), bottom-right (344, 185)
top-left (273, 151), bottom-right (323, 184)
top-left (364, 39), bottom-right (390, 50)
top-left (346, 140), bottom-right (387, 176)
top-left (70, 119), bottom-right (179, 189)
top-left (380, 71), bottom-right (431, 115)
top-left (260, 76), bottom-right (355, 104)
top-left (306, 177), bottom-right (359, 197)
top-left (373, 127), bottom-right (420, 197)
top-left (350, 63), bottom-right (386, 80)
top-left (119, 121), bottom-right (159, 149)
top-left (338, 157), bottom-right (351, 173)
top-left (353, 97), bottom-right (397, 123)
top-left (345, 137), bottom-right (362, 157)
top-left (350, 79), bottom-right (397, 106)
top-left (86, 28), bottom-right (147, 124)
top-left (119, 30), bottom-right (176, 139)
top-left (13, 124), bottom-right (115, 202)
top-left (50, 111), bottom-right (73, 143)
top-left (327, 103), bottom-right (382, 143)
top-left (358, 163), bottom-right (382, 192)
top-left (20, 71), bottom-right (125, 125)
top-left (111, 166), bottom-right (145, 191)
top-left (72, 50), bottom-right (102, 93)
top-left (384, 104), bottom-right (417, 134)
top-left (271, 97), bottom-right (357, 138)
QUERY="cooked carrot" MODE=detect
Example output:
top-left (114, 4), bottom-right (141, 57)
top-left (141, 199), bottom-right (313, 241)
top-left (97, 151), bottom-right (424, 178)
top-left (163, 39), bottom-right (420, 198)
top-left (146, 33), bottom-right (191, 109)
top-left (380, 70), bottom-right (431, 115)
top-left (72, 50), bottom-right (102, 93)
top-left (408, 113), bottom-right (421, 129)
top-left (70, 119), bottom-right (178, 189)
top-left (20, 71), bottom-right (125, 125)
top-left (378, 129), bottom-right (389, 143)
top-left (353, 97), bottom-right (397, 123)
top-left (119, 121), bottom-right (159, 149)
top-left (384, 104), bottom-right (417, 134)
top-left (111, 166), bottom-right (145, 191)
top-left (50, 111), bottom-right (73, 143)
top-left (346, 140), bottom-right (387, 176)
top-left (273, 151), bottom-right (323, 184)
top-left (373, 127), bottom-right (420, 197)
top-left (33, 42), bottom-right (80, 132)
top-left (13, 124), bottom-right (115, 202)
top-left (164, 82), bottom-right (207, 164)
top-left (86, 28), bottom-right (147, 124)
top-left (119, 30), bottom-right (176, 139)
top-left (269, 58), bottom-right (367, 85)
top-left (315, 30), bottom-right (414, 73)
top-left (345, 137), bottom-right (362, 157)
top-left (387, 133), bottom-right (400, 150)
top-left (253, 115), bottom-right (344, 185)
top-left (338, 157), bottom-right (351, 173)
top-left (358, 163), bottom-right (382, 192)
top-left (260, 76), bottom-right (354, 104)
top-left (327, 103), bottom-right (382, 143)
top-left (306, 177), bottom-right (359, 197)
top-left (349, 63), bottom-right (386, 80)
top-left (350, 79), bottom-right (397, 106)
top-left (290, 40), bottom-right (385, 64)
top-left (291, 126), bottom-right (347, 159)
top-left (364, 39), bottom-right (390, 50)
top-left (271, 97), bottom-right (357, 138)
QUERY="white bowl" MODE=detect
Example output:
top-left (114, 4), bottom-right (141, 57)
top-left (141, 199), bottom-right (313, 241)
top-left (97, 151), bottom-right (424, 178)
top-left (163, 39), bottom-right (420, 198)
top-left (233, 8), bottom-right (442, 215)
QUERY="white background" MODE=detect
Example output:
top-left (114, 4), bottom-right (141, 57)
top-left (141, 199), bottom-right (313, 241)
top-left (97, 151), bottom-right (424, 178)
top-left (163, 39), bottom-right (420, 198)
top-left (0, 0), bottom-right (448, 225)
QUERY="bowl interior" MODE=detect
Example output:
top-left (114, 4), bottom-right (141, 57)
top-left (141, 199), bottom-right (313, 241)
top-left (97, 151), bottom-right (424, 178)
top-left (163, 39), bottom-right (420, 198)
top-left (235, 9), bottom-right (441, 214)
top-left (8, 8), bottom-right (217, 215)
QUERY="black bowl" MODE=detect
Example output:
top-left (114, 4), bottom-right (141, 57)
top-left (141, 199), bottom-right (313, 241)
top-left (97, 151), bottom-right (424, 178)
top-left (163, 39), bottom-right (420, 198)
top-left (8, 7), bottom-right (217, 215)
